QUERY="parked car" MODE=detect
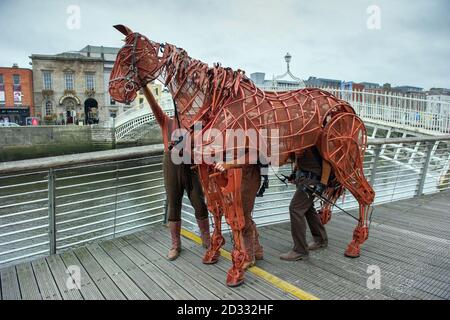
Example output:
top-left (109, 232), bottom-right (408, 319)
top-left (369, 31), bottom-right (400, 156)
top-left (0, 122), bottom-right (20, 127)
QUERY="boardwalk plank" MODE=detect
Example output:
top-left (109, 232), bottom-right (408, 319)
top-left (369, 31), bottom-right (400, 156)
top-left (59, 251), bottom-right (105, 300)
top-left (46, 254), bottom-right (83, 300)
top-left (86, 244), bottom-right (148, 300)
top-left (16, 263), bottom-right (41, 300)
top-left (73, 247), bottom-right (125, 300)
top-left (0, 266), bottom-right (21, 300)
top-left (99, 240), bottom-right (172, 300)
top-left (127, 232), bottom-right (220, 300)
top-left (133, 230), bottom-right (266, 300)
top-left (113, 237), bottom-right (195, 300)
top-left (31, 258), bottom-right (62, 300)
top-left (149, 228), bottom-right (295, 300)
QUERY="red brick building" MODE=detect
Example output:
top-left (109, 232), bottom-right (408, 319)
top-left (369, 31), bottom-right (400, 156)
top-left (0, 65), bottom-right (34, 125)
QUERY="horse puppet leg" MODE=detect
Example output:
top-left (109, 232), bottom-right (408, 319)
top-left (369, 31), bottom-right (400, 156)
top-left (222, 168), bottom-right (248, 287)
top-left (197, 165), bottom-right (225, 264)
top-left (320, 112), bottom-right (375, 258)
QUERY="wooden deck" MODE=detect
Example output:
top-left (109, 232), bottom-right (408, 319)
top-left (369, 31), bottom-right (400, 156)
top-left (224, 190), bottom-right (450, 300)
top-left (1, 191), bottom-right (449, 300)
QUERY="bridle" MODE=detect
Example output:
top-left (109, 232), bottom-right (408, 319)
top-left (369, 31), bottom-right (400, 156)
top-left (109, 32), bottom-right (166, 103)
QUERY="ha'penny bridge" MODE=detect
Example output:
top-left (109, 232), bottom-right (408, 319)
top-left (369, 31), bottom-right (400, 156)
top-left (0, 87), bottom-right (449, 300)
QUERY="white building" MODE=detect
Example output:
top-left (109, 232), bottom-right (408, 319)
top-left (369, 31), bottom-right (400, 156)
top-left (427, 94), bottom-right (450, 116)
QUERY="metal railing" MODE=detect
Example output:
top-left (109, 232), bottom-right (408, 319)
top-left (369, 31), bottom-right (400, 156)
top-left (0, 136), bottom-right (449, 268)
top-left (0, 145), bottom-right (166, 267)
top-left (110, 85), bottom-right (450, 142)
top-left (258, 85), bottom-right (450, 135)
top-left (113, 100), bottom-right (174, 141)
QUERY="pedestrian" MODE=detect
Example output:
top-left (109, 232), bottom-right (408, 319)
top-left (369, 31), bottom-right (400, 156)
top-left (280, 147), bottom-right (328, 261)
top-left (144, 86), bottom-right (211, 261)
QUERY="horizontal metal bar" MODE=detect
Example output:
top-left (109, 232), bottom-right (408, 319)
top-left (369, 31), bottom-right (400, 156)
top-left (0, 207), bottom-right (48, 220)
top-left (57, 214), bottom-right (164, 242)
top-left (56, 171), bottom-right (163, 190)
top-left (56, 179), bottom-right (164, 199)
top-left (56, 219), bottom-right (164, 250)
top-left (0, 240), bottom-right (49, 257)
top-left (56, 162), bottom-right (161, 181)
top-left (0, 249), bottom-right (49, 266)
top-left (0, 170), bottom-right (49, 180)
top-left (0, 224), bottom-right (48, 239)
top-left (55, 192), bottom-right (165, 218)
top-left (58, 210), bottom-right (164, 234)
top-left (0, 179), bottom-right (47, 190)
top-left (56, 185), bottom-right (162, 208)
top-left (56, 199), bottom-right (164, 226)
top-left (0, 189), bottom-right (48, 201)
top-left (54, 154), bottom-right (163, 172)
top-left (0, 233), bottom-right (48, 248)
top-left (0, 215), bottom-right (48, 229)
top-left (369, 135), bottom-right (450, 145)
top-left (0, 198), bottom-right (48, 209)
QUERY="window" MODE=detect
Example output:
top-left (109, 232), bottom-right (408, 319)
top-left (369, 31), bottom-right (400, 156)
top-left (64, 73), bottom-right (74, 90)
top-left (85, 73), bottom-right (95, 90)
top-left (0, 74), bottom-right (4, 103)
top-left (45, 101), bottom-right (53, 116)
top-left (13, 74), bottom-right (20, 85)
top-left (13, 74), bottom-right (21, 92)
top-left (43, 71), bottom-right (52, 90)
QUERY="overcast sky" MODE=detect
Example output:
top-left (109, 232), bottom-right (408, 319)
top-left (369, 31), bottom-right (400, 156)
top-left (0, 0), bottom-right (449, 89)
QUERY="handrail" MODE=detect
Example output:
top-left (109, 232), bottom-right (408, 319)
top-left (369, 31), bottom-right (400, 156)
top-left (1, 135), bottom-right (449, 174)
top-left (0, 144), bottom-right (164, 174)
top-left (370, 135), bottom-right (450, 145)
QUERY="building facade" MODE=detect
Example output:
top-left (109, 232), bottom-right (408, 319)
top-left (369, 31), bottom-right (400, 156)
top-left (31, 52), bottom-right (105, 125)
top-left (427, 94), bottom-right (450, 116)
top-left (306, 76), bottom-right (342, 89)
top-left (0, 65), bottom-right (34, 125)
top-left (79, 45), bottom-right (141, 119)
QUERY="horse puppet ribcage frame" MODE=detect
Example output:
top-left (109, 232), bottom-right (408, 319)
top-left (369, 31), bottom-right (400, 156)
top-left (109, 25), bottom-right (376, 287)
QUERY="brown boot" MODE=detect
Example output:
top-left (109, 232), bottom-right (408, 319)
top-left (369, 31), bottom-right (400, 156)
top-left (253, 224), bottom-right (264, 260)
top-left (167, 221), bottom-right (182, 261)
top-left (308, 241), bottom-right (328, 251)
top-left (279, 250), bottom-right (308, 261)
top-left (197, 218), bottom-right (211, 249)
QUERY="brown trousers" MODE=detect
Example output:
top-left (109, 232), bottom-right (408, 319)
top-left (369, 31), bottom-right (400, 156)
top-left (163, 152), bottom-right (209, 222)
top-left (289, 187), bottom-right (328, 255)
top-left (241, 165), bottom-right (262, 235)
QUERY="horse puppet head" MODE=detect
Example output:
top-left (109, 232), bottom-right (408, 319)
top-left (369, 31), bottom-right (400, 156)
top-left (109, 25), bottom-right (167, 104)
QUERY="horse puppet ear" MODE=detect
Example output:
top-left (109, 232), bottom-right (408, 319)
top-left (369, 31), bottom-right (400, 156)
top-left (113, 25), bottom-right (133, 36)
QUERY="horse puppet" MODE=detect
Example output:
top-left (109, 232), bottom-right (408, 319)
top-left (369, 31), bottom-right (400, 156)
top-left (109, 25), bottom-right (375, 287)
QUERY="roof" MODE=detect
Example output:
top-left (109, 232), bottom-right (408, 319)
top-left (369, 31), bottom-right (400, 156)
top-left (30, 52), bottom-right (103, 62)
top-left (79, 45), bottom-right (120, 55)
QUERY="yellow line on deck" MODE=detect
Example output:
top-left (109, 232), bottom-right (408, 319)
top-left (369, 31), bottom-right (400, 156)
top-left (180, 228), bottom-right (320, 300)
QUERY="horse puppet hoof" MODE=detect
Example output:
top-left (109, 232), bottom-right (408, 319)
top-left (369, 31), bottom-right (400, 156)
top-left (344, 241), bottom-right (361, 258)
top-left (226, 277), bottom-right (245, 288)
top-left (203, 251), bottom-right (220, 265)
